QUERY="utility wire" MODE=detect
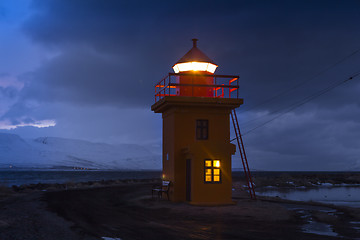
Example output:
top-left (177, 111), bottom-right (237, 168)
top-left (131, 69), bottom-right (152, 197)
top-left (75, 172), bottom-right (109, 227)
top-left (240, 71), bottom-right (360, 136)
top-left (238, 69), bottom-right (357, 127)
top-left (238, 48), bottom-right (360, 114)
top-left (230, 71), bottom-right (360, 142)
top-left (237, 70), bottom-right (354, 127)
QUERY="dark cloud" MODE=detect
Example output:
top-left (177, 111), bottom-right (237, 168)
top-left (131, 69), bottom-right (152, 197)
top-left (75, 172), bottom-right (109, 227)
top-left (21, 48), bottom-right (154, 107)
top-left (241, 108), bottom-right (360, 171)
top-left (20, 0), bottom-right (360, 110)
top-left (2, 0), bottom-right (360, 170)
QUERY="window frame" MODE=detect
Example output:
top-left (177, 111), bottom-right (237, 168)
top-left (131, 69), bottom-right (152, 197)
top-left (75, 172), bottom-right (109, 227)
top-left (204, 159), bottom-right (222, 184)
top-left (196, 119), bottom-right (209, 140)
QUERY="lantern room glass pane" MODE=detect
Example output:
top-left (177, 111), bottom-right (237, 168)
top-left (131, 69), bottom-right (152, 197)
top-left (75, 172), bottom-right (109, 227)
top-left (173, 65), bottom-right (180, 73)
top-left (207, 63), bottom-right (217, 73)
top-left (173, 62), bottom-right (218, 73)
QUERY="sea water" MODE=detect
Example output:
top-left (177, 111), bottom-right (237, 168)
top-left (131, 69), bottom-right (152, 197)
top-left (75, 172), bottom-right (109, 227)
top-left (0, 170), bottom-right (162, 187)
top-left (257, 186), bottom-right (360, 208)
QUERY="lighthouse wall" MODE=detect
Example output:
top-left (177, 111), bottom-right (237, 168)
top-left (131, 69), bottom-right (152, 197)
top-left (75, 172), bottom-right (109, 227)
top-left (153, 97), bottom-right (242, 204)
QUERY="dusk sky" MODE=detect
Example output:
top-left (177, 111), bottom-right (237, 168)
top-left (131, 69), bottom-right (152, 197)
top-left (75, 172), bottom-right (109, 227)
top-left (1, 0), bottom-right (360, 170)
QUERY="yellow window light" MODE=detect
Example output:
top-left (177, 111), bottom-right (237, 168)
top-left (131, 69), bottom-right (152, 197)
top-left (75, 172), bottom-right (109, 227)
top-left (204, 159), bottom-right (221, 183)
top-left (173, 62), bottom-right (218, 73)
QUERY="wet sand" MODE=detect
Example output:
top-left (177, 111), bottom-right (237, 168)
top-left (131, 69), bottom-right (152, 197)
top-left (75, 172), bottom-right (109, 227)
top-left (0, 179), bottom-right (359, 240)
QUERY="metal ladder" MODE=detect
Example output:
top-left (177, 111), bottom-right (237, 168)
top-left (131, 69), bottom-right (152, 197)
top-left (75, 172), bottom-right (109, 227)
top-left (231, 109), bottom-right (256, 200)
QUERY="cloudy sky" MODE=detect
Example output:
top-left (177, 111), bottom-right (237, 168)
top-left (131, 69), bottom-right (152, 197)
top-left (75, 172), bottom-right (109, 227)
top-left (1, 0), bottom-right (360, 170)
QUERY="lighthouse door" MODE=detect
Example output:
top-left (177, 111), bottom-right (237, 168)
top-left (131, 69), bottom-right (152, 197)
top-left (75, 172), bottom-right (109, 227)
top-left (186, 159), bottom-right (191, 201)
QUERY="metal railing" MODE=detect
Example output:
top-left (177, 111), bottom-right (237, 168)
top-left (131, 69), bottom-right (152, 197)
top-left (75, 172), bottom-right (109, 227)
top-left (154, 73), bottom-right (239, 103)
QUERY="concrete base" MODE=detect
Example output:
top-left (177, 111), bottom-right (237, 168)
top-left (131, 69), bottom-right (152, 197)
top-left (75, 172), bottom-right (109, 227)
top-left (188, 201), bottom-right (236, 206)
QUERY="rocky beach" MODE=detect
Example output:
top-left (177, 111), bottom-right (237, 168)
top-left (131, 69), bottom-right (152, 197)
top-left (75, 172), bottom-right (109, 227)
top-left (0, 173), bottom-right (359, 240)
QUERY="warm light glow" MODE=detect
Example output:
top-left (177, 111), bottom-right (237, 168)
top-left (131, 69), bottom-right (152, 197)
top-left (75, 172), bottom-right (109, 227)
top-left (213, 160), bottom-right (220, 168)
top-left (173, 62), bottom-right (218, 73)
top-left (205, 160), bottom-right (221, 183)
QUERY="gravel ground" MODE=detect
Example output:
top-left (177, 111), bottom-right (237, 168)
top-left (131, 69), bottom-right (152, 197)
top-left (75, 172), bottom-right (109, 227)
top-left (0, 180), bottom-right (359, 240)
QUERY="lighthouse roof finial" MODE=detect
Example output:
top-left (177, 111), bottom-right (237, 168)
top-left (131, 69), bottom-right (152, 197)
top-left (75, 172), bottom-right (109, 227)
top-left (175, 38), bottom-right (216, 64)
top-left (192, 38), bottom-right (198, 48)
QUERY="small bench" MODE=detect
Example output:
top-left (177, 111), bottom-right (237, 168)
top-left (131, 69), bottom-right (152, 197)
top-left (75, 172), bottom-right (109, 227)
top-left (152, 180), bottom-right (171, 200)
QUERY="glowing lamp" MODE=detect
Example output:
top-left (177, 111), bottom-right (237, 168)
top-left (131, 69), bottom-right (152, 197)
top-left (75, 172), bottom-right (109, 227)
top-left (172, 39), bottom-right (218, 74)
top-left (173, 62), bottom-right (218, 73)
top-left (173, 39), bottom-right (218, 97)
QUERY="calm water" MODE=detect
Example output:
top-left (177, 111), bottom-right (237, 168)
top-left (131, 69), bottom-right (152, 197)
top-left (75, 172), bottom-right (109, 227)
top-left (0, 170), bottom-right (162, 187)
top-left (257, 186), bottom-right (360, 208)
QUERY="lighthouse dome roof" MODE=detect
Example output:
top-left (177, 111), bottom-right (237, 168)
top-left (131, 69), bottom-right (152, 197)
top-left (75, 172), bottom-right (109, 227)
top-left (173, 39), bottom-right (218, 74)
top-left (175, 39), bottom-right (216, 64)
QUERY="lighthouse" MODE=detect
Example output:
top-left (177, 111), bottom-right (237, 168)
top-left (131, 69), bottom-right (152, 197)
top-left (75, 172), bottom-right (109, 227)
top-left (151, 39), bottom-right (248, 205)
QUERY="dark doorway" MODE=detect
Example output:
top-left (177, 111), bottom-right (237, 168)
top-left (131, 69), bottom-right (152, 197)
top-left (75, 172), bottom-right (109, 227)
top-left (186, 159), bottom-right (191, 201)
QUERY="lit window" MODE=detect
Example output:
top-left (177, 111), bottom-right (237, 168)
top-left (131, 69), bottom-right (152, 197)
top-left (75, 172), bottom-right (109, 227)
top-left (196, 120), bottom-right (208, 140)
top-left (204, 159), bottom-right (221, 183)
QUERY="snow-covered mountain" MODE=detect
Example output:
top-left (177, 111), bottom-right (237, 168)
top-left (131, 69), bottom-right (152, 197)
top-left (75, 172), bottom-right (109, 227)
top-left (0, 133), bottom-right (161, 170)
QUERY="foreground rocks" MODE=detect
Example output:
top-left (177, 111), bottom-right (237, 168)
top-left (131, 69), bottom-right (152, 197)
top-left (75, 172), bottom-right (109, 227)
top-left (0, 180), bottom-right (359, 240)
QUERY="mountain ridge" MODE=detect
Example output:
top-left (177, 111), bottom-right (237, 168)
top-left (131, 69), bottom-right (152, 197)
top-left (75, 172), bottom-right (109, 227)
top-left (0, 133), bottom-right (161, 170)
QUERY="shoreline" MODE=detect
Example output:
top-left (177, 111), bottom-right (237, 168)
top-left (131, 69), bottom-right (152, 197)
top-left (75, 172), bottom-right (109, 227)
top-left (0, 178), bottom-right (359, 239)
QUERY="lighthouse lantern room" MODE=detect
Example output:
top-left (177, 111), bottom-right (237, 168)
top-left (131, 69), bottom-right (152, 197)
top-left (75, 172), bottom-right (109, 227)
top-left (151, 39), bottom-right (255, 204)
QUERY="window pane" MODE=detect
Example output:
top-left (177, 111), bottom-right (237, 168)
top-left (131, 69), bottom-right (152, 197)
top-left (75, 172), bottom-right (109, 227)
top-left (203, 120), bottom-right (208, 127)
top-left (196, 128), bottom-right (201, 138)
top-left (204, 159), bottom-right (221, 183)
top-left (196, 120), bottom-right (208, 140)
top-left (202, 129), bottom-right (208, 139)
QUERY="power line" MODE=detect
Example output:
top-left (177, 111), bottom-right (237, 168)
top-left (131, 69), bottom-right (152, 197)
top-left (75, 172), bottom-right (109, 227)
top-left (237, 71), bottom-right (354, 127)
top-left (240, 71), bottom-right (360, 136)
top-left (238, 48), bottom-right (360, 114)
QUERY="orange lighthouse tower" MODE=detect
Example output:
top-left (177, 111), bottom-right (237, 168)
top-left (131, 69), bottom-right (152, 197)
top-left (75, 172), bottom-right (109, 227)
top-left (152, 39), bottom-right (254, 204)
